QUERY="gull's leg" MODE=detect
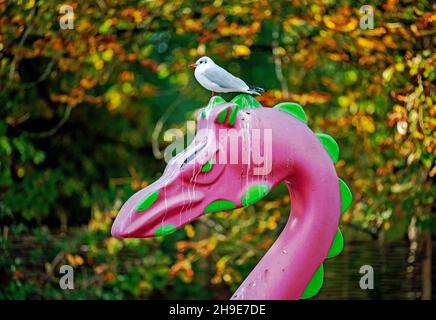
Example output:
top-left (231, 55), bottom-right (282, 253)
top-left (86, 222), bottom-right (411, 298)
top-left (211, 91), bottom-right (215, 97)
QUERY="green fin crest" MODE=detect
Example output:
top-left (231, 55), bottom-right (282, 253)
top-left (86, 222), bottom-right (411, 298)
top-left (204, 96), bottom-right (227, 118)
top-left (317, 133), bottom-right (339, 163)
top-left (339, 178), bottom-right (352, 213)
top-left (216, 108), bottom-right (228, 123)
top-left (301, 264), bottom-right (324, 299)
top-left (327, 229), bottom-right (344, 258)
top-left (227, 105), bottom-right (239, 126)
top-left (231, 94), bottom-right (262, 109)
top-left (273, 102), bottom-right (307, 124)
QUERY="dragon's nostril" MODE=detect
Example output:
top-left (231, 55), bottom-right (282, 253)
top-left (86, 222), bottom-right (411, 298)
top-left (135, 190), bottom-right (159, 212)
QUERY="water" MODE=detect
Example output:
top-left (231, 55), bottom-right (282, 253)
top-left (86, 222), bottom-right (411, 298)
top-left (2, 236), bottom-right (434, 299)
top-left (315, 239), bottom-right (434, 300)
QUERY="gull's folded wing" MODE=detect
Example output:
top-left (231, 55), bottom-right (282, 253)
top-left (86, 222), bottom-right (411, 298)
top-left (203, 66), bottom-right (248, 91)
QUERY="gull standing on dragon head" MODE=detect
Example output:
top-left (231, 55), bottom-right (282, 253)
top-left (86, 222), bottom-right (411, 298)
top-left (191, 56), bottom-right (265, 97)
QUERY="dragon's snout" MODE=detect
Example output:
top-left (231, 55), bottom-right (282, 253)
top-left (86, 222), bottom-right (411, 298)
top-left (111, 183), bottom-right (205, 238)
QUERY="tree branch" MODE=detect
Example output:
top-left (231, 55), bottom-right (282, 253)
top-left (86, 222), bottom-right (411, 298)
top-left (344, 222), bottom-right (381, 240)
top-left (272, 27), bottom-right (288, 98)
top-left (23, 105), bottom-right (72, 139)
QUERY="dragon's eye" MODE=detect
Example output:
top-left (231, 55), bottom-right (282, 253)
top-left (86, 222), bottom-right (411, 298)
top-left (200, 160), bottom-right (213, 173)
top-left (180, 142), bottom-right (207, 169)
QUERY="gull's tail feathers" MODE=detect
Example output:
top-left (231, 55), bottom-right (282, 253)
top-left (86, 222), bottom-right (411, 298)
top-left (247, 85), bottom-right (265, 96)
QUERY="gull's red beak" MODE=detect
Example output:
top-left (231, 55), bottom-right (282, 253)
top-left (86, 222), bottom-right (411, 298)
top-left (190, 63), bottom-right (197, 68)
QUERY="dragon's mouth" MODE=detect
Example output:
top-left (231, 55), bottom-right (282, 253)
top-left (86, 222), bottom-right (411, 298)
top-left (111, 189), bottom-right (205, 238)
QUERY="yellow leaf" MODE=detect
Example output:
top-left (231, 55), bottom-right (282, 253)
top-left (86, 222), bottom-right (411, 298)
top-left (383, 67), bottom-right (394, 82)
top-left (102, 49), bottom-right (114, 62)
top-left (232, 45), bottom-right (251, 57)
top-left (94, 59), bottom-right (104, 70)
top-left (323, 16), bottom-right (336, 29)
top-left (184, 19), bottom-right (202, 32)
top-left (185, 224), bottom-right (195, 238)
top-left (276, 47), bottom-right (286, 56)
top-left (216, 255), bottom-right (230, 271)
top-left (357, 37), bottom-right (375, 50)
top-left (67, 254), bottom-right (84, 267)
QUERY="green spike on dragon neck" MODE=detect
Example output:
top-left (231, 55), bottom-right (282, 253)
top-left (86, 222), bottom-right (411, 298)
top-left (273, 102), bottom-right (308, 124)
top-left (317, 133), bottom-right (339, 164)
top-left (202, 94), bottom-right (263, 119)
top-left (327, 229), bottom-right (344, 258)
top-left (301, 264), bottom-right (324, 299)
top-left (231, 94), bottom-right (262, 109)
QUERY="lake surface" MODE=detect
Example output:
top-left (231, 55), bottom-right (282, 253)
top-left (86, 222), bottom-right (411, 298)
top-left (2, 236), bottom-right (434, 299)
top-left (316, 239), bottom-right (434, 300)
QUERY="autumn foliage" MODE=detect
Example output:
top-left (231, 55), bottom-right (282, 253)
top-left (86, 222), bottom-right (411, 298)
top-left (0, 1), bottom-right (434, 299)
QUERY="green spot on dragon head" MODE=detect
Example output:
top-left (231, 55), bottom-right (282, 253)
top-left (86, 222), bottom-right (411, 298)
top-left (204, 200), bottom-right (237, 214)
top-left (136, 190), bottom-right (159, 212)
top-left (154, 224), bottom-right (177, 237)
top-left (241, 184), bottom-right (269, 207)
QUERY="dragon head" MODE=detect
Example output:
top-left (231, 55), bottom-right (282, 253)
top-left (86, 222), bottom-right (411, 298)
top-left (111, 95), bottom-right (277, 238)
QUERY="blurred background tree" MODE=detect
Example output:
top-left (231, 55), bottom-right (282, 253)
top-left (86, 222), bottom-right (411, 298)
top-left (0, 0), bottom-right (434, 299)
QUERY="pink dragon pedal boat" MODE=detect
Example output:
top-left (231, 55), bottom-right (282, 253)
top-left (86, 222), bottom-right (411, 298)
top-left (112, 94), bottom-right (352, 300)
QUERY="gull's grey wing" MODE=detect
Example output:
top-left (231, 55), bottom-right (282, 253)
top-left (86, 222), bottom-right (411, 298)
top-left (202, 66), bottom-right (248, 90)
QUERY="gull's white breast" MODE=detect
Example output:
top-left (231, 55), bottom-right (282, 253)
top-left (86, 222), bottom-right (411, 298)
top-left (195, 67), bottom-right (230, 93)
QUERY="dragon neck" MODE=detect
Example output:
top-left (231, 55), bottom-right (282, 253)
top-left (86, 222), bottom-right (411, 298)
top-left (231, 131), bottom-right (341, 300)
